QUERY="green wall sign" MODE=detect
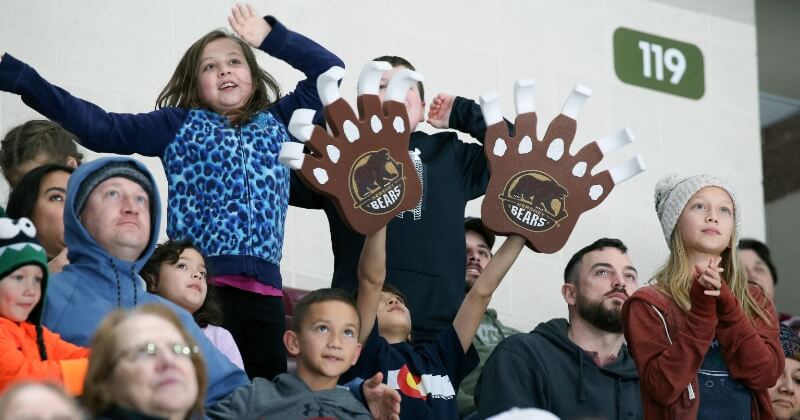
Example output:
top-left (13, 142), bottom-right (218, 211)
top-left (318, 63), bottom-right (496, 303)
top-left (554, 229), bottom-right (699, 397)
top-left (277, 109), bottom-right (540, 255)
top-left (614, 27), bottom-right (704, 100)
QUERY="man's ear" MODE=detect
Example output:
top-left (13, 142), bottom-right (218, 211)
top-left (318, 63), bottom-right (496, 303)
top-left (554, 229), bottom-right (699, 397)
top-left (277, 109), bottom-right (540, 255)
top-left (562, 283), bottom-right (577, 306)
top-left (284, 330), bottom-right (301, 357)
top-left (65, 156), bottom-right (79, 168)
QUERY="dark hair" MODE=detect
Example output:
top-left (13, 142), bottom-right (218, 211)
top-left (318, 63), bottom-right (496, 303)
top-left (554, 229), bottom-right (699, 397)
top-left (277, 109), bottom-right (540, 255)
top-left (6, 164), bottom-right (74, 220)
top-left (156, 29), bottom-right (281, 125)
top-left (372, 55), bottom-right (425, 103)
top-left (291, 288), bottom-right (360, 333)
top-left (141, 239), bottom-right (222, 328)
top-left (564, 238), bottom-right (629, 284)
top-left (465, 217), bottom-right (495, 250)
top-left (738, 238), bottom-right (779, 285)
top-left (0, 120), bottom-right (82, 187)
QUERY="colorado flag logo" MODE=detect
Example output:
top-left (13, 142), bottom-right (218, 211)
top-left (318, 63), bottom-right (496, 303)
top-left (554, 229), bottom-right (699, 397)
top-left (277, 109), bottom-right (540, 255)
top-left (387, 364), bottom-right (456, 400)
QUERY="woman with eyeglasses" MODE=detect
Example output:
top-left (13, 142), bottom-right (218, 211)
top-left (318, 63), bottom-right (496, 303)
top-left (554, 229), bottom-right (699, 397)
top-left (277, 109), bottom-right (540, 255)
top-left (83, 304), bottom-right (207, 420)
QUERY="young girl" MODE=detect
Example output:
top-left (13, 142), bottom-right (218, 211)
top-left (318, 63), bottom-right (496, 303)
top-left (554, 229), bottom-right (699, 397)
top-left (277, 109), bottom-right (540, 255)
top-left (141, 239), bottom-right (244, 370)
top-left (0, 4), bottom-right (342, 379)
top-left (0, 217), bottom-right (89, 395)
top-left (622, 174), bottom-right (783, 419)
top-left (6, 164), bottom-right (74, 274)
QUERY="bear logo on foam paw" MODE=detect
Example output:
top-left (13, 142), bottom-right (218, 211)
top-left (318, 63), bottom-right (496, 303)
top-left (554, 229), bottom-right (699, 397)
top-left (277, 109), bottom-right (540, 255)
top-left (279, 62), bottom-right (423, 235)
top-left (480, 80), bottom-right (646, 253)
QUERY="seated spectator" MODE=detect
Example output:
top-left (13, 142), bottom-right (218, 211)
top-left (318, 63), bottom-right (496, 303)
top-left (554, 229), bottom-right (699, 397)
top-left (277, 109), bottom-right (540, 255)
top-left (0, 381), bottom-right (85, 419)
top-left (770, 325), bottom-right (800, 420)
top-left (142, 239), bottom-right (244, 370)
top-left (476, 238), bottom-right (642, 419)
top-left (208, 288), bottom-right (398, 419)
top-left (40, 156), bottom-right (247, 405)
top-left (458, 217), bottom-right (520, 418)
top-left (0, 120), bottom-right (81, 188)
top-left (83, 303), bottom-right (205, 420)
top-left (344, 225), bottom-right (526, 418)
top-left (0, 216), bottom-right (89, 395)
top-left (739, 238), bottom-right (796, 325)
top-left (6, 163), bottom-right (74, 273)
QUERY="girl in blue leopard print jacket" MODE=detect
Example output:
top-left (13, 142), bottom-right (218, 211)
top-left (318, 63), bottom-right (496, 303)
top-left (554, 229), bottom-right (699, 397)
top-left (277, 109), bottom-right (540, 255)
top-left (0, 5), bottom-right (342, 380)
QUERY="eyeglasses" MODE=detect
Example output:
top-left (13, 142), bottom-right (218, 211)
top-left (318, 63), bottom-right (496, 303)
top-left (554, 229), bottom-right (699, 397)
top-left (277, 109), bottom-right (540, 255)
top-left (115, 342), bottom-right (200, 364)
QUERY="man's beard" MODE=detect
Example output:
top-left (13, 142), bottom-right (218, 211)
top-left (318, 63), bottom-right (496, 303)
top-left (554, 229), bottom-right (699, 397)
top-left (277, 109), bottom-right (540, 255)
top-left (575, 290), bottom-right (624, 333)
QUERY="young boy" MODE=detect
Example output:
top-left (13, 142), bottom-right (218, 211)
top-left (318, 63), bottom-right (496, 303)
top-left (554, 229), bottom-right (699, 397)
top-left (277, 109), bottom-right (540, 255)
top-left (343, 225), bottom-right (526, 418)
top-left (0, 216), bottom-right (89, 394)
top-left (207, 287), bottom-right (399, 419)
top-left (291, 55), bottom-right (494, 343)
top-left (0, 120), bottom-right (82, 188)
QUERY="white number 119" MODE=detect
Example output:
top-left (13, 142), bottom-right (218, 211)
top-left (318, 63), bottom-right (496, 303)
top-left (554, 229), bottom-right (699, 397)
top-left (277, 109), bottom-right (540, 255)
top-left (638, 41), bottom-right (686, 84)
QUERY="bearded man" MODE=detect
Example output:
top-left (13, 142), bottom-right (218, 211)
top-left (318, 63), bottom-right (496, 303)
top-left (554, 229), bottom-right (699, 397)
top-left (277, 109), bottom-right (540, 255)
top-left (475, 238), bottom-right (643, 420)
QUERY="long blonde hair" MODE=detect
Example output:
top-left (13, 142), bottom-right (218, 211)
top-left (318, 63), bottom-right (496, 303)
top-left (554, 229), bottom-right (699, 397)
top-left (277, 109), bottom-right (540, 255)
top-left (652, 229), bottom-right (770, 324)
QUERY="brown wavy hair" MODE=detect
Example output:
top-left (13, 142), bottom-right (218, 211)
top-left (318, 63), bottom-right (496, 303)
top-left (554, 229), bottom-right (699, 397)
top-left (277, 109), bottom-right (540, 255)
top-left (156, 29), bottom-right (281, 124)
top-left (83, 304), bottom-right (207, 418)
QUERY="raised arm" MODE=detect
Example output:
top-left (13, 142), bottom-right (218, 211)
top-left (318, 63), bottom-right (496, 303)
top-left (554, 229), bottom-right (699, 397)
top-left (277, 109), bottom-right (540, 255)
top-left (356, 226), bottom-right (387, 344)
top-left (228, 4), bottom-right (343, 127)
top-left (453, 235), bottom-right (525, 353)
top-left (0, 53), bottom-right (184, 156)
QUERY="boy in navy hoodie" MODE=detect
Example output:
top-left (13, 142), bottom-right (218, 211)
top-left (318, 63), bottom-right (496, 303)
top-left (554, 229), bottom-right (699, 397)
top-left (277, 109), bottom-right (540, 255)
top-left (342, 225), bottom-right (526, 418)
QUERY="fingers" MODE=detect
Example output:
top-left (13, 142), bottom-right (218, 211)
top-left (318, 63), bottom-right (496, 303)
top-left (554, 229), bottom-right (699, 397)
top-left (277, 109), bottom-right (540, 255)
top-left (245, 3), bottom-right (257, 18)
top-left (365, 371), bottom-right (383, 387)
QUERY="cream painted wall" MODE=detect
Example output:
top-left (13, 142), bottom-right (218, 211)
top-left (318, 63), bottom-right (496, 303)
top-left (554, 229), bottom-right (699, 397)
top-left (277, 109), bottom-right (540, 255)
top-left (0, 0), bottom-right (764, 331)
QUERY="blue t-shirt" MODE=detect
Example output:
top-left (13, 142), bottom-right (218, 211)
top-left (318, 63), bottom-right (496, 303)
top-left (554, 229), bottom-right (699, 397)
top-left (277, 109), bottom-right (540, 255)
top-left (341, 323), bottom-right (479, 419)
top-left (697, 339), bottom-right (751, 420)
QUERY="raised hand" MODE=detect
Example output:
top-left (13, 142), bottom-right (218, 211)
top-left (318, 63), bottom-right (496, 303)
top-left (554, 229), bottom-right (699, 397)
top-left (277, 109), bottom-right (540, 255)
top-left (479, 80), bottom-right (646, 253)
top-left (363, 372), bottom-right (402, 420)
top-left (694, 257), bottom-right (723, 297)
top-left (427, 93), bottom-right (454, 128)
top-left (279, 62), bottom-right (423, 235)
top-left (228, 3), bottom-right (271, 47)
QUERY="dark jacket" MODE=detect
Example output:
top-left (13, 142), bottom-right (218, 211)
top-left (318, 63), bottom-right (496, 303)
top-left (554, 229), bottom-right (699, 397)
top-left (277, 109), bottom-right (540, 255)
top-left (475, 318), bottom-right (642, 420)
top-left (291, 97), bottom-right (490, 342)
top-left (208, 373), bottom-right (370, 419)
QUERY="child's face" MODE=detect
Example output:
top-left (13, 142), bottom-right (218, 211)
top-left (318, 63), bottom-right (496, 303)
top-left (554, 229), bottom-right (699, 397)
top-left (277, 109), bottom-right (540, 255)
top-left (377, 291), bottom-right (412, 340)
top-left (0, 265), bottom-right (43, 322)
top-left (290, 301), bottom-right (362, 382)
top-left (677, 187), bottom-right (735, 256)
top-left (31, 170), bottom-right (70, 258)
top-left (197, 38), bottom-right (254, 116)
top-left (156, 248), bottom-right (207, 314)
top-left (379, 66), bottom-right (425, 132)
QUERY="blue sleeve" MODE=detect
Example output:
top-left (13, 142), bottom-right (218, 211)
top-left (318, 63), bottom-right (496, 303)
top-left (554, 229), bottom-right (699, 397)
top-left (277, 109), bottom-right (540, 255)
top-left (257, 16), bottom-right (344, 129)
top-left (429, 325), bottom-right (479, 390)
top-left (0, 53), bottom-right (186, 156)
top-left (167, 302), bottom-right (249, 406)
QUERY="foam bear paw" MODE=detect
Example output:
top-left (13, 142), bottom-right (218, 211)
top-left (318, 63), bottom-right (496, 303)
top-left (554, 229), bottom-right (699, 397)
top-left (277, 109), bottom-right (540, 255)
top-left (279, 62), bottom-right (423, 235)
top-left (480, 80), bottom-right (646, 253)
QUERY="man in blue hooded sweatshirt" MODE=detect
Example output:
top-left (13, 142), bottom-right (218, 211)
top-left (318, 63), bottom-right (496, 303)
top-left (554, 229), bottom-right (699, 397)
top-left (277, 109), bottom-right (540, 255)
top-left (41, 156), bottom-right (248, 405)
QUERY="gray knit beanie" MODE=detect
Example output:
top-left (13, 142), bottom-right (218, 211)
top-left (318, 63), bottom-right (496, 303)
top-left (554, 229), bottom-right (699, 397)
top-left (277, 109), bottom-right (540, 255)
top-left (74, 161), bottom-right (154, 216)
top-left (654, 174), bottom-right (741, 245)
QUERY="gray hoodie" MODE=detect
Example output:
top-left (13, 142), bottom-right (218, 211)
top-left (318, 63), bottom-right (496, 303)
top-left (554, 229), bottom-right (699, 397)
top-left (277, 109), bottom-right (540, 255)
top-left (207, 373), bottom-right (371, 420)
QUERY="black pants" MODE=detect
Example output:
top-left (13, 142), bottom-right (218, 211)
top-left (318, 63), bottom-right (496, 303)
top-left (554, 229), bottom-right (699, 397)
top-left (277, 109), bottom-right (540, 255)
top-left (215, 286), bottom-right (287, 380)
